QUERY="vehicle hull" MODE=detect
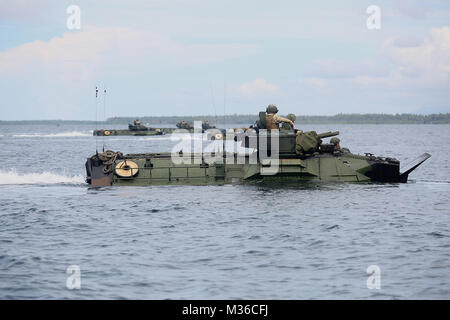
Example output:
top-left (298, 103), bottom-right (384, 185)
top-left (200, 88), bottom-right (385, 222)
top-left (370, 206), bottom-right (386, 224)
top-left (86, 151), bottom-right (420, 186)
top-left (92, 128), bottom-right (219, 136)
top-left (93, 129), bottom-right (164, 136)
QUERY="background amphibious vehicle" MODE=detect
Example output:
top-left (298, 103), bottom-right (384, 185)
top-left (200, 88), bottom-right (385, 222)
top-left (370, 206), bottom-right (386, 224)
top-left (93, 120), bottom-right (219, 136)
top-left (93, 119), bottom-right (164, 136)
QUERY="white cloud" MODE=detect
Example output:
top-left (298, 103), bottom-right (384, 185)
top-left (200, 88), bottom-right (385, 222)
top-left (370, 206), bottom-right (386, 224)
top-left (0, 26), bottom-right (260, 119)
top-left (0, 26), bottom-right (260, 83)
top-left (302, 26), bottom-right (450, 89)
top-left (347, 26), bottom-right (450, 88)
top-left (381, 26), bottom-right (450, 86)
top-left (237, 78), bottom-right (279, 97)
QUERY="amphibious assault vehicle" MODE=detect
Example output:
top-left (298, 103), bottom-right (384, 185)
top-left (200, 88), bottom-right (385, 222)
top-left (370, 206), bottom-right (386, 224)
top-left (93, 120), bottom-right (219, 136)
top-left (93, 120), bottom-right (164, 136)
top-left (175, 120), bottom-right (216, 130)
top-left (85, 113), bottom-right (430, 186)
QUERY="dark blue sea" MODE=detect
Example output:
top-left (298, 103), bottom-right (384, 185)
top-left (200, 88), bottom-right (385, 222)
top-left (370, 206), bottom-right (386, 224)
top-left (0, 123), bottom-right (449, 299)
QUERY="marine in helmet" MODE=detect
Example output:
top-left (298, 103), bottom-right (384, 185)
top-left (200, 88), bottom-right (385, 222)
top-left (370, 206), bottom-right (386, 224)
top-left (128, 119), bottom-right (149, 131)
top-left (330, 137), bottom-right (350, 153)
top-left (202, 120), bottom-right (215, 130)
top-left (176, 120), bottom-right (193, 130)
top-left (280, 113), bottom-right (296, 130)
top-left (330, 137), bottom-right (340, 150)
top-left (265, 104), bottom-right (294, 130)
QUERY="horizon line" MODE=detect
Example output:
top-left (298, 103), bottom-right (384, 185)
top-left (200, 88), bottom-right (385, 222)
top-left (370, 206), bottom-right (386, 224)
top-left (1, 112), bottom-right (450, 122)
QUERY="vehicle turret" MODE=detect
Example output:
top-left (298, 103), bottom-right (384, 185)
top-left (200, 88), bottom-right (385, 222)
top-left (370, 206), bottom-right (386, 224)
top-left (128, 119), bottom-right (149, 131)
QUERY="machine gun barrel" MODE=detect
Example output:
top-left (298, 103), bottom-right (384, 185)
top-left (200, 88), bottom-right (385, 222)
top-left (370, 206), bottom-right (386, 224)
top-left (317, 131), bottom-right (339, 139)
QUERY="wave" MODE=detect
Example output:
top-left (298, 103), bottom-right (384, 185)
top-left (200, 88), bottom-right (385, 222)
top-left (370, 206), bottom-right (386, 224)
top-left (416, 179), bottom-right (450, 185)
top-left (0, 169), bottom-right (85, 185)
top-left (107, 134), bottom-right (207, 141)
top-left (13, 131), bottom-right (92, 138)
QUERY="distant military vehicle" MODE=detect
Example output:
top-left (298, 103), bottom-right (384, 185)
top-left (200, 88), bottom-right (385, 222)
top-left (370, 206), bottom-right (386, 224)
top-left (163, 121), bottom-right (222, 139)
top-left (86, 112), bottom-right (430, 186)
top-left (93, 119), bottom-right (164, 136)
top-left (202, 121), bottom-right (216, 130)
top-left (175, 120), bottom-right (193, 130)
top-left (166, 120), bottom-right (216, 132)
top-left (94, 119), bottom-right (222, 137)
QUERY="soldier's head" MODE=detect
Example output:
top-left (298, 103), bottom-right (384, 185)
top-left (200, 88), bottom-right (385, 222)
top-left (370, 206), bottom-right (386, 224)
top-left (330, 137), bottom-right (341, 150)
top-left (287, 113), bottom-right (296, 122)
top-left (266, 104), bottom-right (278, 114)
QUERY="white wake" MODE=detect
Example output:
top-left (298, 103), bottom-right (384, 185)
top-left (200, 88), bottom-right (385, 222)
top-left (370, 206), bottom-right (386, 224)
top-left (0, 170), bottom-right (85, 185)
top-left (13, 131), bottom-right (92, 138)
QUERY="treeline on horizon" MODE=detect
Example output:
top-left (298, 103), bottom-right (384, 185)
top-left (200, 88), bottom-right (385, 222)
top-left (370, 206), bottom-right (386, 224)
top-left (108, 113), bottom-right (450, 125)
top-left (1, 113), bottom-right (449, 125)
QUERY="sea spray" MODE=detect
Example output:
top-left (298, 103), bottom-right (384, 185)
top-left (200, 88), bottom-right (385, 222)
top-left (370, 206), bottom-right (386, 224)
top-left (0, 169), bottom-right (85, 185)
top-left (12, 131), bottom-right (92, 138)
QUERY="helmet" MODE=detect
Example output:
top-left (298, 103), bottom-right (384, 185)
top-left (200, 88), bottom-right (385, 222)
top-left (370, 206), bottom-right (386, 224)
top-left (330, 137), bottom-right (340, 145)
top-left (266, 104), bottom-right (278, 114)
top-left (287, 113), bottom-right (296, 121)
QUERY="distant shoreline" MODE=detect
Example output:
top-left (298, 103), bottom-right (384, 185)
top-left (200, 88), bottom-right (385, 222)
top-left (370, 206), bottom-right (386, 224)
top-left (1, 113), bottom-right (449, 125)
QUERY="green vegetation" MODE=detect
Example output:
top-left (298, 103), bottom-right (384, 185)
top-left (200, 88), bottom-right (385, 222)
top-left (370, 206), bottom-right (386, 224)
top-left (1, 113), bottom-right (449, 125)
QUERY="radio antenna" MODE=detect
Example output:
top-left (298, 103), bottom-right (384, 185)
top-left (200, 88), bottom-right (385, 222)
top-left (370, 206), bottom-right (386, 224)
top-left (95, 86), bottom-right (99, 154)
top-left (102, 88), bottom-right (107, 152)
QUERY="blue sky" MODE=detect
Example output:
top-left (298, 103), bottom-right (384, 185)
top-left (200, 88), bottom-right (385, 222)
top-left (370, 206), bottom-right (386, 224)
top-left (0, 0), bottom-right (449, 120)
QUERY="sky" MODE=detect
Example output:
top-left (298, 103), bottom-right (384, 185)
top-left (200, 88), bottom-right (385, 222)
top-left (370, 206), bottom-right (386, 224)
top-left (0, 0), bottom-right (449, 120)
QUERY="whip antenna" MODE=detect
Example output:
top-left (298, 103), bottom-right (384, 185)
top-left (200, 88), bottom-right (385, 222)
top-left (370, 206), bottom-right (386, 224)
top-left (102, 88), bottom-right (107, 152)
top-left (95, 86), bottom-right (99, 153)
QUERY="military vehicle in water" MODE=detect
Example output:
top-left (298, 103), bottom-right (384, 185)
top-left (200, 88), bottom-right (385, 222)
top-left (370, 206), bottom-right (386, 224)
top-left (94, 119), bottom-right (220, 136)
top-left (93, 119), bottom-right (164, 136)
top-left (86, 112), bottom-right (430, 186)
top-left (162, 121), bottom-right (224, 140)
top-left (176, 120), bottom-right (193, 130)
top-left (161, 120), bottom-right (217, 133)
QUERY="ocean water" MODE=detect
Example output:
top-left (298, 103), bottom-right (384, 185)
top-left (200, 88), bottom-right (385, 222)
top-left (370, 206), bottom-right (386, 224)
top-left (0, 123), bottom-right (449, 299)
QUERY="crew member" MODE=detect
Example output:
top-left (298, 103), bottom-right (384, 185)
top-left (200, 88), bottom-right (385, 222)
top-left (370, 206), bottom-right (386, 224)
top-left (281, 113), bottom-right (297, 130)
top-left (330, 137), bottom-right (350, 153)
top-left (330, 137), bottom-right (341, 151)
top-left (265, 104), bottom-right (294, 130)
